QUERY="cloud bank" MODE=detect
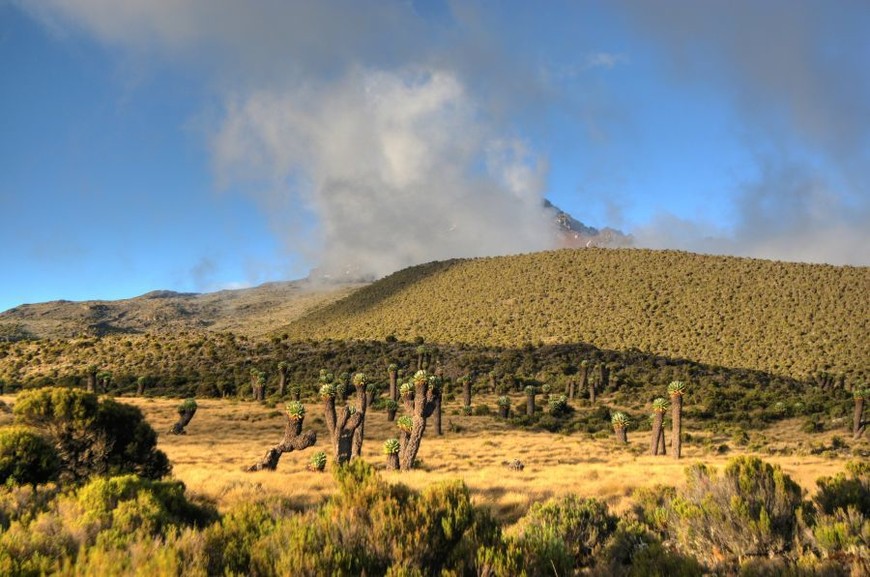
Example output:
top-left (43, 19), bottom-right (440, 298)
top-left (617, 0), bottom-right (870, 266)
top-left (22, 0), bottom-right (557, 278)
top-left (19, 0), bottom-right (870, 271)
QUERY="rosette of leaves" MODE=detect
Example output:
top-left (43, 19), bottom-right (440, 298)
top-left (413, 370), bottom-right (428, 386)
top-left (383, 438), bottom-right (400, 455)
top-left (319, 384), bottom-right (336, 400)
top-left (178, 398), bottom-right (197, 415)
top-left (384, 399), bottom-right (399, 422)
top-left (524, 385), bottom-right (536, 395)
top-left (286, 401), bottom-right (305, 421)
top-left (611, 411), bottom-right (630, 444)
top-left (497, 395), bottom-right (510, 418)
top-left (396, 415), bottom-right (414, 433)
top-left (308, 451), bottom-right (327, 472)
top-left (548, 394), bottom-right (570, 417)
top-left (352, 372), bottom-right (367, 388)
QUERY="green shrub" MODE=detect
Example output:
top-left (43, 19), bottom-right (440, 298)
top-left (13, 387), bottom-right (170, 482)
top-left (592, 519), bottom-right (704, 577)
top-left (514, 495), bottom-right (617, 572)
top-left (815, 460), bottom-right (870, 516)
top-left (666, 457), bottom-right (803, 570)
top-left (0, 426), bottom-right (59, 486)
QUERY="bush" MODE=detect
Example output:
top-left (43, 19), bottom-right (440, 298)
top-left (666, 457), bottom-right (803, 571)
top-left (592, 519), bottom-right (704, 577)
top-left (0, 474), bottom-right (215, 575)
top-left (0, 427), bottom-right (59, 486)
top-left (514, 495), bottom-right (617, 573)
top-left (815, 460), bottom-right (870, 516)
top-left (13, 387), bottom-right (171, 483)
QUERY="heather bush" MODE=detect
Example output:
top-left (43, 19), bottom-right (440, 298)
top-left (666, 457), bottom-right (803, 570)
top-left (13, 387), bottom-right (170, 482)
top-left (0, 426), bottom-right (59, 486)
top-left (513, 495), bottom-right (617, 573)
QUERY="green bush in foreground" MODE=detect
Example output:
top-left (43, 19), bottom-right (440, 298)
top-left (0, 457), bottom-right (866, 575)
top-left (0, 426), bottom-right (59, 486)
top-left (13, 387), bottom-right (170, 482)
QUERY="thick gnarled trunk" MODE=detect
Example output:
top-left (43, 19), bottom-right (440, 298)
top-left (854, 397), bottom-right (865, 439)
top-left (324, 394), bottom-right (364, 465)
top-left (246, 416), bottom-right (316, 471)
top-left (398, 374), bottom-right (439, 471)
top-left (170, 408), bottom-right (197, 435)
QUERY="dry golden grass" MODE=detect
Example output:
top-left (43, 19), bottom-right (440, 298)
top-left (1, 394), bottom-right (862, 524)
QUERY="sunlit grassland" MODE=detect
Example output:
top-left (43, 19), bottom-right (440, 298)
top-left (3, 394), bottom-right (853, 524)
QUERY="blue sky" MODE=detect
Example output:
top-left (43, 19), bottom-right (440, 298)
top-left (2, 1), bottom-right (868, 313)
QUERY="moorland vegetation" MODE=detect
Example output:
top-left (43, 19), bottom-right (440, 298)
top-left (0, 248), bottom-right (866, 574)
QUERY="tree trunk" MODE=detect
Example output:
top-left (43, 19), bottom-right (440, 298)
top-left (526, 393), bottom-right (535, 417)
top-left (568, 379), bottom-right (575, 400)
top-left (324, 396), bottom-right (363, 465)
top-left (615, 427), bottom-right (627, 444)
top-left (386, 453), bottom-right (399, 470)
top-left (389, 370), bottom-right (398, 402)
top-left (657, 427), bottom-right (667, 455)
top-left (398, 377), bottom-right (438, 471)
top-left (578, 364), bottom-right (588, 398)
top-left (589, 378), bottom-right (596, 405)
top-left (854, 397), bottom-right (865, 439)
top-left (463, 380), bottom-right (472, 408)
top-left (351, 384), bottom-right (369, 459)
top-left (277, 372), bottom-right (286, 397)
top-left (170, 408), bottom-right (197, 435)
top-left (400, 415), bottom-right (427, 470)
top-left (246, 416), bottom-right (316, 471)
top-left (671, 395), bottom-right (683, 459)
top-left (650, 413), bottom-right (663, 455)
top-left (599, 363), bottom-right (609, 391)
top-left (434, 395), bottom-right (442, 436)
top-left (86, 371), bottom-right (97, 393)
top-left (387, 407), bottom-right (397, 421)
top-left (498, 406), bottom-right (509, 419)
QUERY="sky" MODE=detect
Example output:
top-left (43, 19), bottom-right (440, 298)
top-left (1, 0), bottom-right (868, 313)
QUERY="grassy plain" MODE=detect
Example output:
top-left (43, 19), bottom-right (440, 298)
top-left (6, 393), bottom-right (854, 525)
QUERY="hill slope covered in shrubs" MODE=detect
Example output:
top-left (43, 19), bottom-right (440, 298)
top-left (282, 248), bottom-right (869, 381)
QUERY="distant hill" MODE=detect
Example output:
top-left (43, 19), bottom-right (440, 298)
top-left (281, 248), bottom-right (869, 382)
top-left (0, 280), bottom-right (364, 339)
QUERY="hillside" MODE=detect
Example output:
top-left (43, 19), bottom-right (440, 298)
top-left (282, 248), bottom-right (869, 382)
top-left (0, 280), bottom-right (364, 340)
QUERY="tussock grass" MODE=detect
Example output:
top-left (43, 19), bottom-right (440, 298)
top-left (62, 394), bottom-right (860, 524)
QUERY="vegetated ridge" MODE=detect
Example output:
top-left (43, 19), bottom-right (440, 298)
top-left (0, 280), bottom-right (364, 340)
top-left (282, 248), bottom-right (869, 382)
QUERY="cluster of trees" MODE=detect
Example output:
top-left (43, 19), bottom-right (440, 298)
top-left (4, 333), bottom-right (861, 431)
